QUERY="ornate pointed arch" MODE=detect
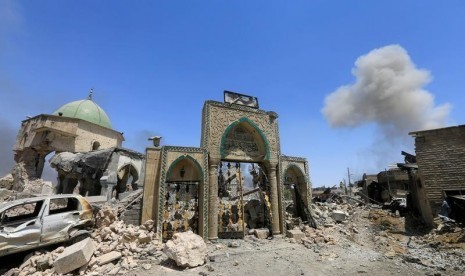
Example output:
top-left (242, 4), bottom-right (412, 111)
top-left (220, 117), bottom-right (270, 161)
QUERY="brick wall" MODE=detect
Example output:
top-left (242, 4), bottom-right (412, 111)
top-left (414, 126), bottom-right (465, 215)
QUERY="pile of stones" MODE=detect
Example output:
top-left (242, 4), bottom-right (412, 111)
top-left (4, 207), bottom-right (166, 276)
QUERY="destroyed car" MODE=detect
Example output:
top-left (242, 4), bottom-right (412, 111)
top-left (0, 194), bottom-right (93, 257)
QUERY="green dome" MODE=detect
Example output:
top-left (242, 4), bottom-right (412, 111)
top-left (53, 99), bottom-right (112, 129)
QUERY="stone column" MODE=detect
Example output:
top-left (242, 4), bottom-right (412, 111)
top-left (141, 148), bottom-right (161, 224)
top-left (35, 152), bottom-right (47, 178)
top-left (208, 160), bottom-right (219, 240)
top-left (100, 176), bottom-right (116, 201)
top-left (268, 163), bottom-right (281, 235)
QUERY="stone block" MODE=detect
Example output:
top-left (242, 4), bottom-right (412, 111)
top-left (54, 238), bottom-right (95, 274)
top-left (331, 210), bottom-right (348, 222)
top-left (286, 229), bottom-right (305, 241)
top-left (254, 228), bottom-right (270, 239)
top-left (164, 231), bottom-right (207, 268)
top-left (137, 233), bottom-right (151, 244)
top-left (95, 251), bottom-right (122, 266)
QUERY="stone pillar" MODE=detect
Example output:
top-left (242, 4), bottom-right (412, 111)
top-left (141, 148), bottom-right (162, 224)
top-left (208, 160), bottom-right (219, 240)
top-left (268, 163), bottom-right (281, 235)
top-left (35, 153), bottom-right (47, 178)
top-left (100, 176), bottom-right (116, 201)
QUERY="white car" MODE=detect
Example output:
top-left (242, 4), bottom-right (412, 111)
top-left (0, 194), bottom-right (93, 257)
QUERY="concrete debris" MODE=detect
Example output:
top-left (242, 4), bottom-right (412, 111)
top-left (54, 237), bottom-right (95, 274)
top-left (254, 228), bottom-right (270, 239)
top-left (287, 229), bottom-right (305, 241)
top-left (163, 230), bottom-right (207, 268)
top-left (331, 210), bottom-right (348, 222)
top-left (94, 205), bottom-right (117, 228)
top-left (95, 251), bottom-right (122, 266)
top-left (4, 203), bottom-right (165, 276)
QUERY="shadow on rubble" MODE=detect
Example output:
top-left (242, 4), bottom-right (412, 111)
top-left (0, 243), bottom-right (62, 275)
top-left (0, 251), bottom-right (30, 274)
top-left (404, 212), bottom-right (432, 236)
top-left (158, 258), bottom-right (186, 271)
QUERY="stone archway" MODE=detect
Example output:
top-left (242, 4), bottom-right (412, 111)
top-left (220, 117), bottom-right (270, 161)
top-left (213, 118), bottom-right (278, 238)
top-left (115, 164), bottom-right (139, 198)
top-left (283, 164), bottom-right (309, 222)
top-left (161, 155), bottom-right (203, 241)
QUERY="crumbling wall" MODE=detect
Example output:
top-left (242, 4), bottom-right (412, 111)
top-left (413, 126), bottom-right (465, 216)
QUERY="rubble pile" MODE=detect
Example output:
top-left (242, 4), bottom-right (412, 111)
top-left (0, 162), bottom-right (53, 202)
top-left (4, 207), bottom-right (167, 276)
top-left (311, 202), bottom-right (353, 227)
top-left (301, 225), bottom-right (336, 247)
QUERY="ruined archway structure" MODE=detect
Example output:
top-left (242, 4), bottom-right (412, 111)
top-left (8, 92), bottom-right (145, 199)
top-left (142, 92), bottom-right (313, 240)
top-left (13, 93), bottom-right (124, 180)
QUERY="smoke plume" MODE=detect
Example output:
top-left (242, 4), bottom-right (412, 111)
top-left (322, 45), bottom-right (451, 139)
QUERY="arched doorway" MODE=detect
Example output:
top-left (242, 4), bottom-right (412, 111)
top-left (283, 165), bottom-right (309, 222)
top-left (217, 118), bottom-right (272, 238)
top-left (115, 164), bottom-right (139, 198)
top-left (162, 156), bottom-right (202, 241)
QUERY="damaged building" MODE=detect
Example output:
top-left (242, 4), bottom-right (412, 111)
top-left (406, 125), bottom-right (465, 226)
top-left (360, 169), bottom-right (409, 204)
top-left (2, 92), bottom-right (145, 200)
top-left (142, 91), bottom-right (313, 241)
top-left (2, 91), bottom-right (312, 241)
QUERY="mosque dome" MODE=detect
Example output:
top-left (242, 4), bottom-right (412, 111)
top-left (53, 92), bottom-right (112, 129)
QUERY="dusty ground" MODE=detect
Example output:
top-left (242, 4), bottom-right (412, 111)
top-left (128, 207), bottom-right (464, 276)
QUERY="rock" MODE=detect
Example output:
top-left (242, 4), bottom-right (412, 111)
top-left (95, 251), bottom-right (122, 266)
top-left (35, 256), bottom-right (51, 271)
top-left (142, 264), bottom-right (152, 270)
top-left (331, 210), bottom-right (348, 222)
top-left (254, 228), bottom-right (270, 239)
top-left (287, 229), bottom-right (305, 241)
top-left (163, 231), bottom-right (207, 268)
top-left (228, 241), bottom-right (241, 248)
top-left (138, 233), bottom-right (151, 244)
top-left (3, 268), bottom-right (20, 276)
top-left (54, 238), bottom-right (96, 274)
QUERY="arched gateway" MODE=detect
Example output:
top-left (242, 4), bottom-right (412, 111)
top-left (142, 91), bottom-right (313, 240)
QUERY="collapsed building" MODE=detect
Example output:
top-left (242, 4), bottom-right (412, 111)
top-left (404, 125), bottom-right (465, 226)
top-left (359, 169), bottom-right (409, 204)
top-left (1, 92), bottom-right (145, 200)
top-left (142, 91), bottom-right (313, 241)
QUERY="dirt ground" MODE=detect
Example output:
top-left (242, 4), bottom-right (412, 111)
top-left (128, 207), bottom-right (465, 276)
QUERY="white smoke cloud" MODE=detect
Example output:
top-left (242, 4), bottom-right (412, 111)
top-left (322, 45), bottom-right (451, 139)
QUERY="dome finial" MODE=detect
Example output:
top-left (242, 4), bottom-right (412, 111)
top-left (88, 88), bottom-right (93, 100)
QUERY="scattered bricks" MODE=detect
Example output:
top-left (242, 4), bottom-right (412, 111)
top-left (254, 228), bottom-right (270, 239)
top-left (287, 229), bottom-right (305, 241)
top-left (331, 210), bottom-right (348, 222)
top-left (54, 238), bottom-right (95, 274)
top-left (95, 251), bottom-right (122, 266)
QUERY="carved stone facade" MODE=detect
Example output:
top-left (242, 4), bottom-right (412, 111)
top-left (201, 101), bottom-right (280, 163)
top-left (143, 98), bottom-right (312, 240)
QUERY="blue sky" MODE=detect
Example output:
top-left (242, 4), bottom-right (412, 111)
top-left (1, 1), bottom-right (464, 187)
